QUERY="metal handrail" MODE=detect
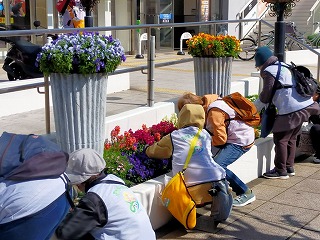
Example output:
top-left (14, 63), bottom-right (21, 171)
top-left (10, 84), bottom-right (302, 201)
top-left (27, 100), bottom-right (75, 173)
top-left (0, 18), bottom-right (262, 38)
top-left (307, 0), bottom-right (320, 33)
top-left (1, 18), bottom-right (320, 134)
top-left (0, 58), bottom-right (193, 94)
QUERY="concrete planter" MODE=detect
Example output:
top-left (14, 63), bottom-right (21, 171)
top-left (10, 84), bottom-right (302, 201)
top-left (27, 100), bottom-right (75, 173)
top-left (50, 73), bottom-right (108, 154)
top-left (193, 57), bottom-right (233, 97)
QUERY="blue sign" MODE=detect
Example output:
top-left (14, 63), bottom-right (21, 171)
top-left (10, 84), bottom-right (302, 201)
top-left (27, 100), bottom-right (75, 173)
top-left (159, 13), bottom-right (172, 20)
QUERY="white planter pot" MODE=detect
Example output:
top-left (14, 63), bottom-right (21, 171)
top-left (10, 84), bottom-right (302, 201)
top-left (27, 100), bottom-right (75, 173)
top-left (50, 73), bottom-right (108, 154)
top-left (193, 57), bottom-right (233, 97)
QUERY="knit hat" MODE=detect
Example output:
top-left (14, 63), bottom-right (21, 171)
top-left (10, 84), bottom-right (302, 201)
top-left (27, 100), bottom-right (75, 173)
top-left (66, 148), bottom-right (106, 184)
top-left (255, 46), bottom-right (273, 67)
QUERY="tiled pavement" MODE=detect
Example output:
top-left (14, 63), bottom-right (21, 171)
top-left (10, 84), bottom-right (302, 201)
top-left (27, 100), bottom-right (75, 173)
top-left (156, 154), bottom-right (320, 240)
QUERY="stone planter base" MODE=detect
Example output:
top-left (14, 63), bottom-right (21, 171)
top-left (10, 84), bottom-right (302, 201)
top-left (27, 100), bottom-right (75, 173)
top-left (50, 73), bottom-right (108, 154)
top-left (193, 57), bottom-right (233, 97)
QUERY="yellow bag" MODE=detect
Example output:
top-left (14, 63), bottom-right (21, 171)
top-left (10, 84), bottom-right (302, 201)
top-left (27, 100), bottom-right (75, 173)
top-left (161, 171), bottom-right (196, 229)
top-left (161, 128), bottom-right (202, 229)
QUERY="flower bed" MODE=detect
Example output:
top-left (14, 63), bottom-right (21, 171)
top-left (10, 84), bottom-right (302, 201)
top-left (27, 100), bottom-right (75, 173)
top-left (103, 114), bottom-right (177, 187)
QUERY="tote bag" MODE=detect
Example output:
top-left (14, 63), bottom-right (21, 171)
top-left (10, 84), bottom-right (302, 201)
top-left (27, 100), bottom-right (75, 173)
top-left (161, 171), bottom-right (197, 229)
top-left (260, 103), bottom-right (277, 138)
top-left (260, 63), bottom-right (281, 138)
top-left (161, 128), bottom-right (201, 229)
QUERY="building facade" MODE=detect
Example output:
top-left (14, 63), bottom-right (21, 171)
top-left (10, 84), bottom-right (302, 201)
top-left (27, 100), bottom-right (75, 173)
top-left (0, 0), bottom-right (266, 54)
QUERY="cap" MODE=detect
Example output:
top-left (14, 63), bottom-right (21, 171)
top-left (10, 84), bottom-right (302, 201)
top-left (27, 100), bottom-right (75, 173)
top-left (66, 148), bottom-right (106, 184)
top-left (255, 46), bottom-right (273, 67)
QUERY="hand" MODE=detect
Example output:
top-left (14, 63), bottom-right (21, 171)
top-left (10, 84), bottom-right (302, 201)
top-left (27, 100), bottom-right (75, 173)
top-left (253, 98), bottom-right (267, 113)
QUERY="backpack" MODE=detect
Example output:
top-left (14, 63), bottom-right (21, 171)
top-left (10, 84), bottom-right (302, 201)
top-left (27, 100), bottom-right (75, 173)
top-left (283, 62), bottom-right (318, 98)
top-left (209, 178), bottom-right (233, 224)
top-left (222, 92), bottom-right (261, 127)
top-left (0, 132), bottom-right (68, 181)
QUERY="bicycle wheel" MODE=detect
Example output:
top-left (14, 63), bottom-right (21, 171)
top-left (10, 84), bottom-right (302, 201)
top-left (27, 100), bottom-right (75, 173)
top-left (287, 39), bottom-right (305, 51)
top-left (238, 38), bottom-right (257, 61)
top-left (260, 31), bottom-right (275, 51)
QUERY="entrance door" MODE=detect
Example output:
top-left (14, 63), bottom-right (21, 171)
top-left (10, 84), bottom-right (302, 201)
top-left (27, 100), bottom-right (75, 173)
top-left (159, 0), bottom-right (173, 48)
top-left (141, 0), bottom-right (174, 49)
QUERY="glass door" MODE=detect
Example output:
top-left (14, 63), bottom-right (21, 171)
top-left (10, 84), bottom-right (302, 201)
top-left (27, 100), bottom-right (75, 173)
top-left (141, 0), bottom-right (173, 49)
top-left (159, 0), bottom-right (173, 48)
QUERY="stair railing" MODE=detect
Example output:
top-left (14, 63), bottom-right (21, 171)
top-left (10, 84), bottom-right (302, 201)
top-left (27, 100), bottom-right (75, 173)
top-left (236, 0), bottom-right (270, 39)
top-left (307, 0), bottom-right (320, 34)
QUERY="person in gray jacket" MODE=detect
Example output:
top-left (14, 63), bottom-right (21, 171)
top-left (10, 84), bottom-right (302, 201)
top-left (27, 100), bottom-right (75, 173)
top-left (55, 148), bottom-right (156, 240)
top-left (255, 46), bottom-right (320, 179)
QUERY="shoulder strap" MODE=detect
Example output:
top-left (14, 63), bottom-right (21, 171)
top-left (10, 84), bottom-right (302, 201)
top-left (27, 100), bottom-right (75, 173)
top-left (269, 62), bottom-right (282, 104)
top-left (89, 179), bottom-right (126, 189)
top-left (98, 180), bottom-right (125, 185)
top-left (61, 173), bottom-right (76, 210)
top-left (182, 128), bottom-right (202, 171)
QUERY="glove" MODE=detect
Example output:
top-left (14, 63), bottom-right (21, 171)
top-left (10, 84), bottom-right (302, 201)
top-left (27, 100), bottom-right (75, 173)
top-left (253, 98), bottom-right (267, 113)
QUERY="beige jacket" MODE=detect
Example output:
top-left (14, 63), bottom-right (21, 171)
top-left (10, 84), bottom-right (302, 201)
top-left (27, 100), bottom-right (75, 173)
top-left (146, 104), bottom-right (226, 205)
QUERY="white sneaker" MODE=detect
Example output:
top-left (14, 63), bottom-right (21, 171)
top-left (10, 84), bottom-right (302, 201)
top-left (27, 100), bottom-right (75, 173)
top-left (313, 158), bottom-right (320, 164)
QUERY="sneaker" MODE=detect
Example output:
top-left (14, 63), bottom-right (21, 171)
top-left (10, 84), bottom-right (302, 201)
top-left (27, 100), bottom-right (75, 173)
top-left (313, 158), bottom-right (320, 164)
top-left (287, 167), bottom-right (295, 176)
top-left (263, 168), bottom-right (289, 179)
top-left (233, 191), bottom-right (256, 207)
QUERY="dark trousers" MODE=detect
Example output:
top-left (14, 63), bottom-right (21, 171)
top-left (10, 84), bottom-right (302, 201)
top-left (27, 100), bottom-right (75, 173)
top-left (273, 125), bottom-right (301, 174)
top-left (0, 192), bottom-right (70, 240)
top-left (310, 124), bottom-right (320, 158)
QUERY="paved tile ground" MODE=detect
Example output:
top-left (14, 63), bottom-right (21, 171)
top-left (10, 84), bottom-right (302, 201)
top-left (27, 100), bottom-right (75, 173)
top-left (156, 155), bottom-right (320, 240)
top-left (1, 51), bottom-right (320, 239)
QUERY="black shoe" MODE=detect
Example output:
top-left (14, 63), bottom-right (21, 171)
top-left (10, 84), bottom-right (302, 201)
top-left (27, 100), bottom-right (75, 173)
top-left (263, 168), bottom-right (289, 179)
top-left (287, 167), bottom-right (295, 176)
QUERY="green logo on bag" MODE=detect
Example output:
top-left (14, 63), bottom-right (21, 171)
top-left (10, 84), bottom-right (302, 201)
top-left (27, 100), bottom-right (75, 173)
top-left (163, 198), bottom-right (170, 207)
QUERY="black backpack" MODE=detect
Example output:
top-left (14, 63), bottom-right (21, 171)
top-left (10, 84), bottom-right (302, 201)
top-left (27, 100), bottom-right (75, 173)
top-left (284, 62), bottom-right (318, 98)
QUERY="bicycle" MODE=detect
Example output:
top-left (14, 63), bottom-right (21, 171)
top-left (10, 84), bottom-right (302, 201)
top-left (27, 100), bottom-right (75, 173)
top-left (238, 30), bottom-right (275, 61)
top-left (238, 22), bottom-right (307, 61)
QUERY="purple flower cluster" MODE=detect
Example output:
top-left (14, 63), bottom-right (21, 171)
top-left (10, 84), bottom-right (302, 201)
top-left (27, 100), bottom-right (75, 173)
top-left (36, 31), bottom-right (126, 76)
top-left (126, 151), bottom-right (170, 184)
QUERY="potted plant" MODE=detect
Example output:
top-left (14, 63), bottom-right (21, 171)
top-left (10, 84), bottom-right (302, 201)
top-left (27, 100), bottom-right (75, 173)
top-left (186, 33), bottom-right (241, 96)
top-left (36, 31), bottom-right (126, 154)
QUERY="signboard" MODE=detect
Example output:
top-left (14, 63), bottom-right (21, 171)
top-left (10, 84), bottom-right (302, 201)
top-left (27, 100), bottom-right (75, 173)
top-left (200, 0), bottom-right (209, 22)
top-left (140, 33), bottom-right (148, 41)
top-left (180, 32), bottom-right (192, 40)
top-left (242, 0), bottom-right (258, 38)
top-left (159, 13), bottom-right (172, 20)
top-left (160, 13), bottom-right (172, 23)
